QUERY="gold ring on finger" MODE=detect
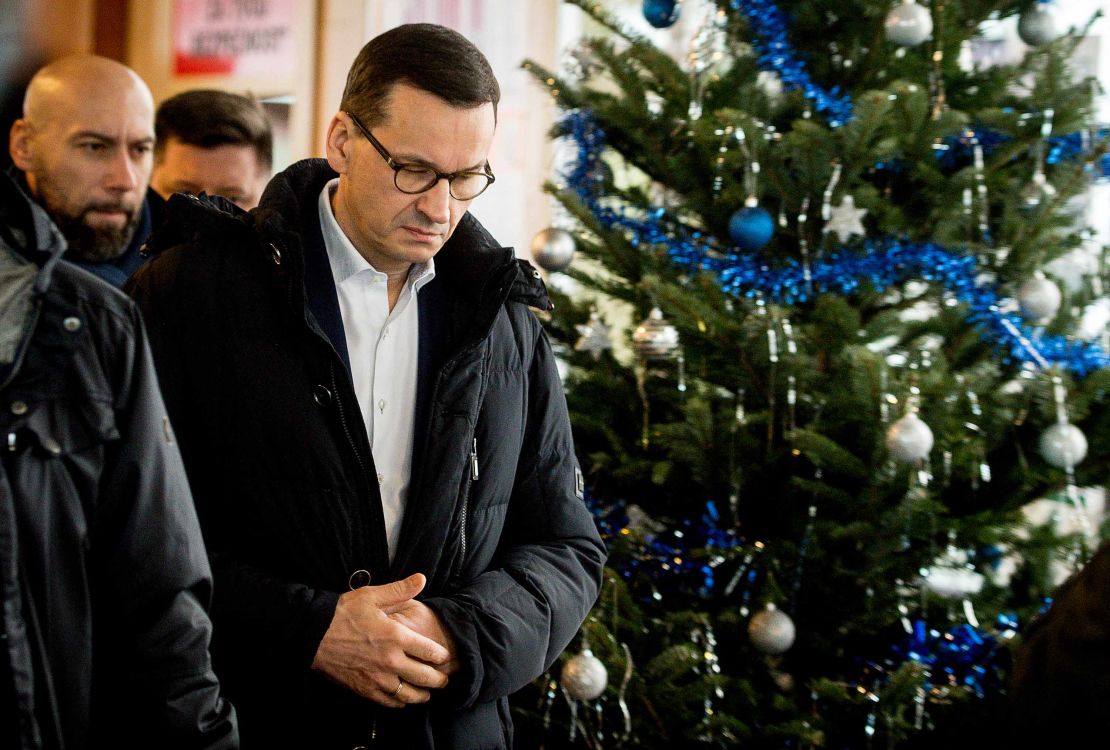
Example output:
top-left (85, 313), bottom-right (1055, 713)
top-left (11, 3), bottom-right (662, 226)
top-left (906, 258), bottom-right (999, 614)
top-left (392, 678), bottom-right (405, 698)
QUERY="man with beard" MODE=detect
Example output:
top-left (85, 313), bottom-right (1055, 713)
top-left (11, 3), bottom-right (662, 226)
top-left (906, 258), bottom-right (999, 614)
top-left (8, 55), bottom-right (158, 287)
top-left (0, 167), bottom-right (238, 748)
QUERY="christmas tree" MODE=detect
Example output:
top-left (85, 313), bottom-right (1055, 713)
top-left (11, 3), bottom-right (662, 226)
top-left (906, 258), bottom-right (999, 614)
top-left (513, 0), bottom-right (1110, 747)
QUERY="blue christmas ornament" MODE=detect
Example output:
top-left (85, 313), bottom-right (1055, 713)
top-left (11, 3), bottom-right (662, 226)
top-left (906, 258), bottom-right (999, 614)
top-left (728, 204), bottom-right (775, 251)
top-left (643, 0), bottom-right (681, 28)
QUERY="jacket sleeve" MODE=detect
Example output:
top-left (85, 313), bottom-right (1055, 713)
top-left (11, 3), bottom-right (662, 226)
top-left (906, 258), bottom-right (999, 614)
top-left (95, 300), bottom-right (238, 749)
top-left (424, 323), bottom-right (607, 707)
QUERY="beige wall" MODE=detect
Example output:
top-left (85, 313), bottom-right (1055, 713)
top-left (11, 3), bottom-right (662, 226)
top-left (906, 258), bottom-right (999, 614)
top-left (127, 0), bottom-right (320, 164)
top-left (29, 0), bottom-right (96, 57)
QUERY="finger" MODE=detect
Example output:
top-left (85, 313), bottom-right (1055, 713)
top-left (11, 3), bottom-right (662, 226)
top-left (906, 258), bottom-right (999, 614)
top-left (397, 659), bottom-right (451, 690)
top-left (396, 624), bottom-right (451, 666)
top-left (370, 689), bottom-right (405, 710)
top-left (395, 680), bottom-right (432, 705)
top-left (366, 573), bottom-right (426, 608)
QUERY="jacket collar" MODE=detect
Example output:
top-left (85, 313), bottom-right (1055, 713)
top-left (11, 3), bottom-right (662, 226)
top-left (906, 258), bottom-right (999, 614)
top-left (252, 159), bottom-right (553, 311)
top-left (0, 170), bottom-right (68, 293)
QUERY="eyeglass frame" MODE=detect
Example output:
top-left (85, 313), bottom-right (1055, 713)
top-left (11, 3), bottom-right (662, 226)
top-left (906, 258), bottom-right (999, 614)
top-left (344, 110), bottom-right (496, 201)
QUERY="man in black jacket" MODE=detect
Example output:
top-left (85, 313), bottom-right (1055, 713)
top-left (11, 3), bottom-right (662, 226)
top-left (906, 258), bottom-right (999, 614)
top-left (9, 55), bottom-right (162, 287)
top-left (127, 23), bottom-right (605, 748)
top-left (0, 172), bottom-right (237, 748)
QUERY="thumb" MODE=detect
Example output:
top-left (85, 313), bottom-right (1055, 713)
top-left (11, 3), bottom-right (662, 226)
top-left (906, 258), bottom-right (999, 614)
top-left (367, 572), bottom-right (426, 607)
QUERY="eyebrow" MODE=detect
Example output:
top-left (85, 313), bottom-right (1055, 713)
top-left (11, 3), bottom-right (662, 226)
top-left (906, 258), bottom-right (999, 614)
top-left (391, 150), bottom-right (487, 174)
top-left (70, 130), bottom-right (155, 147)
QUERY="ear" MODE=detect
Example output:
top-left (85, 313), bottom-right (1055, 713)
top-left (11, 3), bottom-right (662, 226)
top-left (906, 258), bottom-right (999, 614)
top-left (9, 119), bottom-right (35, 172)
top-left (325, 114), bottom-right (353, 174)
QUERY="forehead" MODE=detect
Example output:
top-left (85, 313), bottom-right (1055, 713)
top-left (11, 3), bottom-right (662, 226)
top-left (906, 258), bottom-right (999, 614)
top-left (160, 140), bottom-right (258, 183)
top-left (44, 84), bottom-right (154, 140)
top-left (375, 84), bottom-right (495, 168)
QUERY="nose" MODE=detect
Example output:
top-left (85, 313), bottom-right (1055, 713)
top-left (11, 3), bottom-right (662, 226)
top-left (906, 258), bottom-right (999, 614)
top-left (105, 147), bottom-right (140, 193)
top-left (416, 177), bottom-right (452, 226)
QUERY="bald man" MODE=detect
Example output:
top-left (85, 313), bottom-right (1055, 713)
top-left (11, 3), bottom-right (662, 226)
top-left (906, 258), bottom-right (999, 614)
top-left (8, 54), bottom-right (159, 287)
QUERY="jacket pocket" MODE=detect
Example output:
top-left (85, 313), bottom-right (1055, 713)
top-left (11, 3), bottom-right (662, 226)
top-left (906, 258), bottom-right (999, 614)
top-left (13, 394), bottom-right (118, 448)
top-left (3, 393), bottom-right (119, 560)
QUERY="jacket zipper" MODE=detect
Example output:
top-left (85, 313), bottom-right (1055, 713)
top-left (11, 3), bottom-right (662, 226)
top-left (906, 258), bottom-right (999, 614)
top-left (450, 437), bottom-right (480, 583)
top-left (330, 365), bottom-right (371, 482)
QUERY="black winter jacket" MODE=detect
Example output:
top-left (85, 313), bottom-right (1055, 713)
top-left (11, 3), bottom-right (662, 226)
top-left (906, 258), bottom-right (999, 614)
top-left (127, 160), bottom-right (606, 748)
top-left (0, 171), bottom-right (236, 748)
top-left (1007, 541), bottom-right (1110, 745)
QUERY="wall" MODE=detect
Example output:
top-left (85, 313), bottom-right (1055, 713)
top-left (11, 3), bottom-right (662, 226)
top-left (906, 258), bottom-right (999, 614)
top-left (1, 0), bottom-right (96, 161)
top-left (127, 0), bottom-right (320, 169)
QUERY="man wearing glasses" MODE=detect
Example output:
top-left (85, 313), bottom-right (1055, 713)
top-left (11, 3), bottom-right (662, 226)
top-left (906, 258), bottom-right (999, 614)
top-left (126, 23), bottom-right (605, 749)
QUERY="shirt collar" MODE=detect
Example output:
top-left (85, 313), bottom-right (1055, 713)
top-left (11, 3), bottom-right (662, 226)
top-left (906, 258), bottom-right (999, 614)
top-left (317, 178), bottom-right (435, 290)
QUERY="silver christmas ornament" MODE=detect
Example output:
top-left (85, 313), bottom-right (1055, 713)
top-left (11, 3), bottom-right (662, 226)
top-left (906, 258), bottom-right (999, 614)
top-left (1017, 275), bottom-right (1062, 322)
top-left (825, 195), bottom-right (868, 243)
top-left (748, 604), bottom-right (796, 655)
top-left (921, 546), bottom-right (985, 599)
top-left (574, 311), bottom-right (613, 361)
top-left (530, 227), bottom-right (576, 273)
top-left (561, 647), bottom-right (608, 701)
top-left (1018, 5), bottom-right (1060, 47)
top-left (923, 564), bottom-right (985, 599)
top-left (564, 41), bottom-right (604, 81)
top-left (1039, 422), bottom-right (1088, 469)
top-left (885, 412), bottom-right (934, 463)
top-left (884, 1), bottom-right (933, 47)
top-left (632, 307), bottom-right (681, 361)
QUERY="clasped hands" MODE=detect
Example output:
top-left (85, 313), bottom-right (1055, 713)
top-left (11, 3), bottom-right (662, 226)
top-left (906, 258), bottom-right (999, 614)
top-left (312, 573), bottom-right (460, 708)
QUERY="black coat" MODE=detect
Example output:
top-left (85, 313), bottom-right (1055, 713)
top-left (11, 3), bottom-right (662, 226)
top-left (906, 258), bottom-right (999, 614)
top-left (0, 171), bottom-right (235, 749)
top-left (1007, 541), bottom-right (1110, 745)
top-left (127, 160), bottom-right (606, 749)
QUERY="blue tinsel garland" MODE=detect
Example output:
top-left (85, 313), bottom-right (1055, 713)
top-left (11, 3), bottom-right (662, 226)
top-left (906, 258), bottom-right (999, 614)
top-left (730, 0), bottom-right (1110, 184)
top-left (728, 0), bottom-right (854, 127)
top-left (560, 109), bottom-right (1110, 377)
top-left (937, 125), bottom-right (1110, 178)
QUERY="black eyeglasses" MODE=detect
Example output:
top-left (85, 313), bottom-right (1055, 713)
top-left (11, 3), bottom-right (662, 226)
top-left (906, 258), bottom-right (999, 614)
top-left (345, 111), bottom-right (495, 201)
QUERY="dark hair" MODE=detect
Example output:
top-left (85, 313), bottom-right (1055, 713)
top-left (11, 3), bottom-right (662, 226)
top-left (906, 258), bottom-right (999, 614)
top-left (340, 23), bottom-right (500, 128)
top-left (155, 89), bottom-right (273, 170)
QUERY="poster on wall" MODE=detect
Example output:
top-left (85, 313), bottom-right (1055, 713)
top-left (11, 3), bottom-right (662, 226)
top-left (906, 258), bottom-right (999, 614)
top-left (173, 0), bottom-right (297, 76)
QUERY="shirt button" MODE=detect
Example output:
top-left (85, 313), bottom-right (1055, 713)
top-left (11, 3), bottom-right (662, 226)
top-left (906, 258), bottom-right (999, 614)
top-left (41, 436), bottom-right (62, 456)
top-left (348, 569), bottom-right (371, 590)
top-left (63, 317), bottom-right (82, 332)
top-left (377, 399), bottom-right (386, 414)
top-left (376, 472), bottom-right (384, 485)
top-left (312, 384), bottom-right (333, 407)
top-left (10, 401), bottom-right (27, 416)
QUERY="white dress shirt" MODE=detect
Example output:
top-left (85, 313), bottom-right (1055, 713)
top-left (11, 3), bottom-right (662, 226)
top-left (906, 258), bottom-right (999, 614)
top-left (317, 179), bottom-right (435, 560)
